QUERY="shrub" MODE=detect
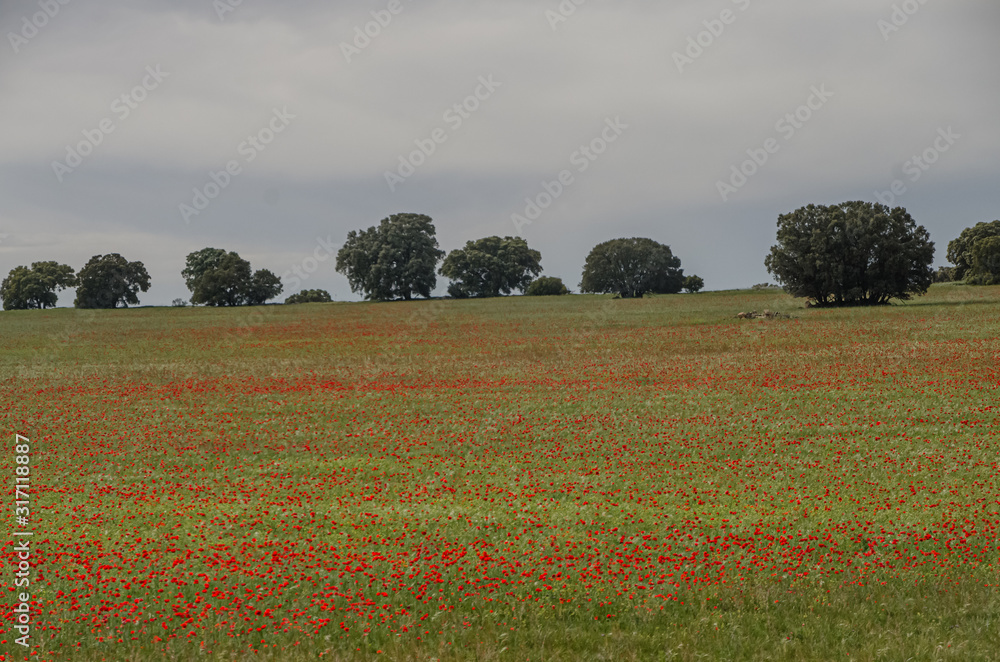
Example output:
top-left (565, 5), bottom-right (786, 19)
top-left (285, 289), bottom-right (333, 304)
top-left (525, 277), bottom-right (568, 296)
top-left (683, 275), bottom-right (704, 293)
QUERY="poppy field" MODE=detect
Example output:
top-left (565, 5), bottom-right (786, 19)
top-left (2, 285), bottom-right (1000, 661)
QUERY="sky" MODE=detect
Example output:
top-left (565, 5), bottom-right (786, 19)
top-left (1, 0), bottom-right (998, 305)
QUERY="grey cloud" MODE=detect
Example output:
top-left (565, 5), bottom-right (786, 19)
top-left (1, 0), bottom-right (996, 304)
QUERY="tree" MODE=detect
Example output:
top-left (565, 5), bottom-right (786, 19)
top-left (182, 248), bottom-right (228, 292)
top-left (285, 289), bottom-right (332, 304)
top-left (440, 236), bottom-right (542, 298)
top-left (74, 254), bottom-right (151, 308)
top-left (579, 238), bottom-right (684, 298)
top-left (525, 276), bottom-right (569, 296)
top-left (764, 201), bottom-right (934, 307)
top-left (1, 261), bottom-right (77, 310)
top-left (186, 250), bottom-right (252, 306)
top-left (932, 267), bottom-right (955, 283)
top-left (336, 213), bottom-right (444, 301)
top-left (446, 282), bottom-right (469, 299)
top-left (246, 269), bottom-right (283, 305)
top-left (968, 235), bottom-right (1000, 285)
top-left (947, 220), bottom-right (1000, 282)
top-left (183, 248), bottom-right (282, 306)
top-left (683, 275), bottom-right (705, 293)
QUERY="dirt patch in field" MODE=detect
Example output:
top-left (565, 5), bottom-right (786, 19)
top-left (735, 309), bottom-right (794, 320)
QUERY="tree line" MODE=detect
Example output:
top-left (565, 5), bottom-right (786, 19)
top-left (2, 203), bottom-right (999, 311)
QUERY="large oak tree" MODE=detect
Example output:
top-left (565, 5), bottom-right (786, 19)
top-left (765, 201), bottom-right (934, 306)
top-left (946, 220), bottom-right (1000, 284)
top-left (336, 213), bottom-right (444, 301)
top-left (579, 238), bottom-right (685, 299)
top-left (182, 248), bottom-right (283, 306)
top-left (1, 261), bottom-right (76, 310)
top-left (440, 236), bottom-right (542, 298)
top-left (74, 254), bottom-right (151, 309)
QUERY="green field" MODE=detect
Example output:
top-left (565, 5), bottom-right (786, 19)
top-left (2, 284), bottom-right (1000, 661)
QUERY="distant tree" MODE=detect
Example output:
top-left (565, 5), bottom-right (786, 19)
top-left (182, 248), bottom-right (227, 291)
top-left (932, 267), bottom-right (955, 283)
top-left (1, 261), bottom-right (77, 310)
top-left (74, 254), bottom-right (151, 309)
top-left (183, 248), bottom-right (282, 306)
top-left (336, 213), bottom-right (444, 301)
top-left (946, 220), bottom-right (1000, 282)
top-left (751, 283), bottom-right (782, 291)
top-left (1, 267), bottom-right (35, 310)
top-left (440, 236), bottom-right (542, 298)
top-left (246, 269), bottom-right (283, 305)
top-left (764, 201), bottom-right (934, 307)
top-left (185, 250), bottom-right (252, 306)
top-left (683, 275), bottom-right (705, 293)
top-left (525, 276), bottom-right (569, 296)
top-left (171, 298), bottom-right (188, 307)
top-left (968, 236), bottom-right (1000, 285)
top-left (285, 289), bottom-right (332, 304)
top-left (446, 282), bottom-right (469, 299)
top-left (579, 238), bottom-right (684, 299)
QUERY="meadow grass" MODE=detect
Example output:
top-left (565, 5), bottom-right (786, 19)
top-left (1, 284), bottom-right (999, 660)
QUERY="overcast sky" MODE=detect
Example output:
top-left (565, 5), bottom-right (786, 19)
top-left (1, 0), bottom-right (997, 305)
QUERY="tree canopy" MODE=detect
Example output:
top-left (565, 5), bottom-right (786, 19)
top-left (946, 220), bottom-right (1000, 283)
top-left (440, 236), bottom-right (542, 298)
top-left (969, 235), bottom-right (1000, 285)
top-left (525, 276), bottom-right (568, 296)
top-left (336, 213), bottom-right (444, 301)
top-left (74, 254), bottom-right (151, 309)
top-left (183, 248), bottom-right (283, 306)
top-left (1, 261), bottom-right (77, 310)
top-left (764, 201), bottom-right (934, 307)
top-left (683, 275), bottom-right (705, 293)
top-left (285, 289), bottom-right (332, 304)
top-left (579, 238), bottom-right (684, 298)
top-left (246, 269), bottom-right (283, 306)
